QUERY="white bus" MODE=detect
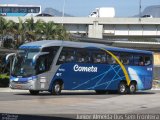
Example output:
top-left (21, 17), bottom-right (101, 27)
top-left (0, 4), bottom-right (41, 16)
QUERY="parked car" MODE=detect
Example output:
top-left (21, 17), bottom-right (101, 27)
top-left (142, 15), bottom-right (153, 18)
top-left (36, 13), bottom-right (53, 17)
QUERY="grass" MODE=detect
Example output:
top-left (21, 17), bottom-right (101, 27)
top-left (0, 74), bottom-right (9, 87)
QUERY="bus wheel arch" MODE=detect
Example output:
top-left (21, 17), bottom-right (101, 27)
top-left (118, 80), bottom-right (128, 94)
top-left (51, 79), bottom-right (64, 95)
top-left (129, 80), bottom-right (137, 94)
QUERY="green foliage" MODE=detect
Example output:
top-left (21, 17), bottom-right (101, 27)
top-left (0, 74), bottom-right (9, 79)
top-left (0, 16), bottom-right (72, 48)
top-left (0, 74), bottom-right (9, 87)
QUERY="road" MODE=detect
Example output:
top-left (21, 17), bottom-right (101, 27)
top-left (0, 89), bottom-right (160, 119)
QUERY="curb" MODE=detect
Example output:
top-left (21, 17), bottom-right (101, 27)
top-left (0, 88), bottom-right (28, 92)
top-left (151, 88), bottom-right (160, 90)
top-left (0, 88), bottom-right (160, 93)
top-left (0, 88), bottom-right (95, 93)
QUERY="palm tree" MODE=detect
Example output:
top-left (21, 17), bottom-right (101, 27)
top-left (5, 20), bottom-right (17, 33)
top-left (42, 21), bottom-right (57, 40)
top-left (0, 17), bottom-right (72, 48)
top-left (0, 17), bottom-right (7, 35)
top-left (24, 17), bottom-right (36, 42)
top-left (55, 24), bottom-right (70, 40)
top-left (0, 17), bottom-right (17, 48)
top-left (3, 20), bottom-right (17, 48)
top-left (0, 17), bottom-right (7, 46)
top-left (34, 19), bottom-right (45, 40)
top-left (13, 18), bottom-right (26, 47)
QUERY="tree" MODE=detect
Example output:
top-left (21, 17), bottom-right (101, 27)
top-left (0, 17), bottom-right (72, 48)
top-left (0, 17), bottom-right (7, 35)
top-left (55, 24), bottom-right (70, 40)
top-left (24, 17), bottom-right (36, 42)
top-left (14, 18), bottom-right (26, 47)
top-left (0, 17), bottom-right (7, 46)
top-left (42, 21), bottom-right (57, 40)
top-left (0, 17), bottom-right (16, 48)
top-left (34, 19), bottom-right (45, 40)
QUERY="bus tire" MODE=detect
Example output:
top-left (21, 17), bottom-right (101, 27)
top-left (51, 82), bottom-right (62, 95)
top-left (29, 90), bottom-right (39, 95)
top-left (129, 82), bottom-right (137, 94)
top-left (95, 90), bottom-right (107, 94)
top-left (118, 82), bottom-right (127, 94)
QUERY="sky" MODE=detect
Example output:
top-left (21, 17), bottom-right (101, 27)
top-left (0, 0), bottom-right (160, 17)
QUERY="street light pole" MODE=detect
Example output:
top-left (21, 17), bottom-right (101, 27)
top-left (62, 0), bottom-right (66, 17)
top-left (139, 0), bottom-right (141, 21)
top-left (62, 0), bottom-right (66, 25)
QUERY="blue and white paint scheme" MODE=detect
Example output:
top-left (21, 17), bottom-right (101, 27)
top-left (0, 4), bottom-right (41, 17)
top-left (7, 40), bottom-right (153, 94)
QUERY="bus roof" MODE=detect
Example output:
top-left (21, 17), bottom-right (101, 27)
top-left (19, 40), bottom-right (153, 55)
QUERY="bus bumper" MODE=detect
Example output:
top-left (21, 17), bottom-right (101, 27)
top-left (10, 80), bottom-right (37, 90)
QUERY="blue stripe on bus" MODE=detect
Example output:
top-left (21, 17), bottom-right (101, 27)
top-left (6, 13), bottom-right (27, 16)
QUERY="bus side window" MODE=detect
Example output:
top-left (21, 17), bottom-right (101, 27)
top-left (106, 52), bottom-right (119, 64)
top-left (36, 55), bottom-right (48, 74)
top-left (57, 47), bottom-right (75, 65)
top-left (0, 8), bottom-right (2, 13)
top-left (11, 7), bottom-right (19, 13)
top-left (120, 53), bottom-right (133, 65)
top-left (144, 56), bottom-right (151, 66)
top-left (107, 55), bottom-right (113, 64)
top-left (42, 46), bottom-right (59, 69)
top-left (19, 8), bottom-right (27, 13)
top-left (139, 56), bottom-right (144, 66)
top-left (92, 50), bottom-right (107, 64)
top-left (76, 49), bottom-right (90, 63)
top-left (2, 7), bottom-right (11, 13)
top-left (134, 55), bottom-right (146, 66)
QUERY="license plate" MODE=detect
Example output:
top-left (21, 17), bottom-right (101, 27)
top-left (15, 84), bottom-right (22, 89)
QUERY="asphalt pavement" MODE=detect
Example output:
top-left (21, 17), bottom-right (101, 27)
top-left (0, 88), bottom-right (160, 120)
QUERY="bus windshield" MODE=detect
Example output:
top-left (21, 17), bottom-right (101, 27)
top-left (11, 49), bottom-right (39, 77)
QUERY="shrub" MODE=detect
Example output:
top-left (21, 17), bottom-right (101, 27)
top-left (0, 74), bottom-right (9, 87)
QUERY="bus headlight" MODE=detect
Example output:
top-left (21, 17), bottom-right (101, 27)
top-left (32, 78), bottom-right (37, 81)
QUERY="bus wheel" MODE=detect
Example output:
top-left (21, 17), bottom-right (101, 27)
top-left (95, 90), bottom-right (107, 94)
top-left (52, 82), bottom-right (61, 95)
top-left (29, 90), bottom-right (39, 95)
top-left (118, 82), bottom-right (127, 94)
top-left (129, 82), bottom-right (136, 94)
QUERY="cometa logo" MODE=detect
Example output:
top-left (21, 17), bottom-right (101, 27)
top-left (73, 64), bottom-right (98, 72)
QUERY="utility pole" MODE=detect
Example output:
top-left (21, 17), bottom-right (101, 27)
top-left (62, 0), bottom-right (66, 25)
top-left (139, 0), bottom-right (142, 21)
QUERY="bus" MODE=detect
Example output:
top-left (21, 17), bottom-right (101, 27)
top-left (6, 40), bottom-right (153, 95)
top-left (0, 4), bottom-right (41, 16)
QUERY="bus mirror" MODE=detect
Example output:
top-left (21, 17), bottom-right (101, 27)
top-left (5, 53), bottom-right (16, 63)
top-left (32, 52), bottom-right (49, 65)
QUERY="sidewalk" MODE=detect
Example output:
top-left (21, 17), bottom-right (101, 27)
top-left (0, 87), bottom-right (28, 92)
top-left (0, 87), bottom-right (94, 93)
top-left (0, 87), bottom-right (159, 93)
